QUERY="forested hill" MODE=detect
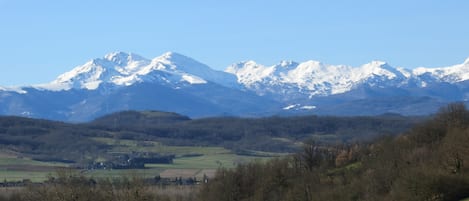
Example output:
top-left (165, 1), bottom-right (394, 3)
top-left (0, 111), bottom-right (421, 164)
top-left (88, 111), bottom-right (421, 151)
top-left (199, 103), bottom-right (469, 201)
top-left (90, 110), bottom-right (191, 128)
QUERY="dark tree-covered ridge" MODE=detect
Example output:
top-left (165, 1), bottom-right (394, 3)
top-left (199, 103), bottom-right (469, 201)
top-left (0, 110), bottom-right (420, 164)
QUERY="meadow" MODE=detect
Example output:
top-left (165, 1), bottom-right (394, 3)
top-left (0, 137), bottom-right (278, 182)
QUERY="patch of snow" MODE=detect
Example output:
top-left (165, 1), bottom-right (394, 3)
top-left (0, 86), bottom-right (28, 94)
top-left (83, 80), bottom-right (102, 90)
top-left (283, 104), bottom-right (316, 110)
top-left (283, 104), bottom-right (300, 110)
top-left (181, 74), bottom-right (207, 84)
top-left (21, 111), bottom-right (32, 116)
top-left (396, 67), bottom-right (412, 78)
top-left (33, 82), bottom-right (71, 91)
top-left (111, 74), bottom-right (141, 86)
top-left (300, 105), bottom-right (316, 110)
top-left (420, 81), bottom-right (427, 87)
top-left (226, 61), bottom-right (276, 85)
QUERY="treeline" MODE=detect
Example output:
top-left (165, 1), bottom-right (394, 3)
top-left (198, 103), bottom-right (469, 201)
top-left (0, 116), bottom-right (110, 164)
top-left (90, 111), bottom-right (419, 153)
top-left (2, 105), bottom-right (468, 200)
top-left (0, 110), bottom-right (419, 164)
top-left (0, 170), bottom-right (196, 201)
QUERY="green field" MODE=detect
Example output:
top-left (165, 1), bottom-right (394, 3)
top-left (92, 137), bottom-right (231, 156)
top-left (0, 137), bottom-right (280, 182)
top-left (0, 171), bottom-right (53, 182)
top-left (147, 153), bottom-right (270, 169)
top-left (0, 157), bottom-right (69, 167)
top-left (82, 168), bottom-right (164, 179)
top-left (0, 156), bottom-right (70, 182)
top-left (94, 137), bottom-right (276, 169)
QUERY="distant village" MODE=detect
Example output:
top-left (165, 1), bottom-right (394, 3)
top-left (1, 152), bottom-right (212, 188)
top-left (84, 152), bottom-right (175, 170)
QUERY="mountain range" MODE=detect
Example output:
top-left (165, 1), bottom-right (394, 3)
top-left (1, 51), bottom-right (469, 121)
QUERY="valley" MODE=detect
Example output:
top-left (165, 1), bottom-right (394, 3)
top-left (0, 110), bottom-right (417, 182)
top-left (1, 104), bottom-right (468, 200)
top-left (1, 1), bottom-right (467, 200)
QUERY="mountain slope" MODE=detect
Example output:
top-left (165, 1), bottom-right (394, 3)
top-left (0, 52), bottom-right (280, 121)
top-left (225, 57), bottom-right (469, 115)
top-left (226, 60), bottom-right (416, 101)
top-left (1, 52), bottom-right (469, 121)
top-left (36, 51), bottom-right (239, 91)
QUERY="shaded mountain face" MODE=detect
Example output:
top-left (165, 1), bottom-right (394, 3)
top-left (226, 57), bottom-right (469, 115)
top-left (1, 52), bottom-right (469, 121)
top-left (0, 52), bottom-right (279, 121)
top-left (36, 51), bottom-right (239, 90)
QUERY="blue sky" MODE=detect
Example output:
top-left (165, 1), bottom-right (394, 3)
top-left (1, 0), bottom-right (468, 86)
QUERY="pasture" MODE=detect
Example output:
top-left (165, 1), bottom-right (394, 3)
top-left (0, 137), bottom-right (279, 182)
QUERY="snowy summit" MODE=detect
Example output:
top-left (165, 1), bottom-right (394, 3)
top-left (226, 57), bottom-right (469, 97)
top-left (1, 51), bottom-right (469, 121)
top-left (6, 51), bottom-right (468, 99)
top-left (36, 52), bottom-right (238, 91)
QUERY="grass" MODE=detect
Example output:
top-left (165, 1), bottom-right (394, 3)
top-left (0, 157), bottom-right (69, 167)
top-left (92, 137), bottom-right (231, 156)
top-left (0, 167), bottom-right (164, 182)
top-left (0, 154), bottom-right (70, 182)
top-left (0, 137), bottom-right (280, 182)
top-left (82, 168), bottom-right (164, 179)
top-left (147, 153), bottom-right (270, 169)
top-left (0, 170), bottom-right (53, 182)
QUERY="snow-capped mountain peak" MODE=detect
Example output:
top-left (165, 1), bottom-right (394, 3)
top-left (36, 51), bottom-right (239, 91)
top-left (104, 52), bottom-right (150, 71)
top-left (48, 59), bottom-right (113, 90)
top-left (51, 52), bottom-right (149, 88)
top-left (159, 51), bottom-right (189, 61)
top-left (4, 52), bottom-right (469, 121)
top-left (104, 51), bottom-right (145, 64)
top-left (20, 52), bottom-right (469, 98)
top-left (225, 61), bottom-right (276, 85)
top-left (361, 60), bottom-right (387, 71)
top-left (225, 60), bottom-right (261, 73)
top-left (227, 59), bottom-right (413, 96)
top-left (276, 60), bottom-right (299, 71)
top-left (359, 60), bottom-right (407, 79)
top-left (278, 60), bottom-right (297, 67)
top-left (152, 51), bottom-right (209, 71)
top-left (412, 57), bottom-right (469, 83)
top-left (146, 52), bottom-right (238, 87)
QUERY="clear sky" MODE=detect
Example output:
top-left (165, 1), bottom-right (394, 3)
top-left (1, 0), bottom-right (468, 86)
